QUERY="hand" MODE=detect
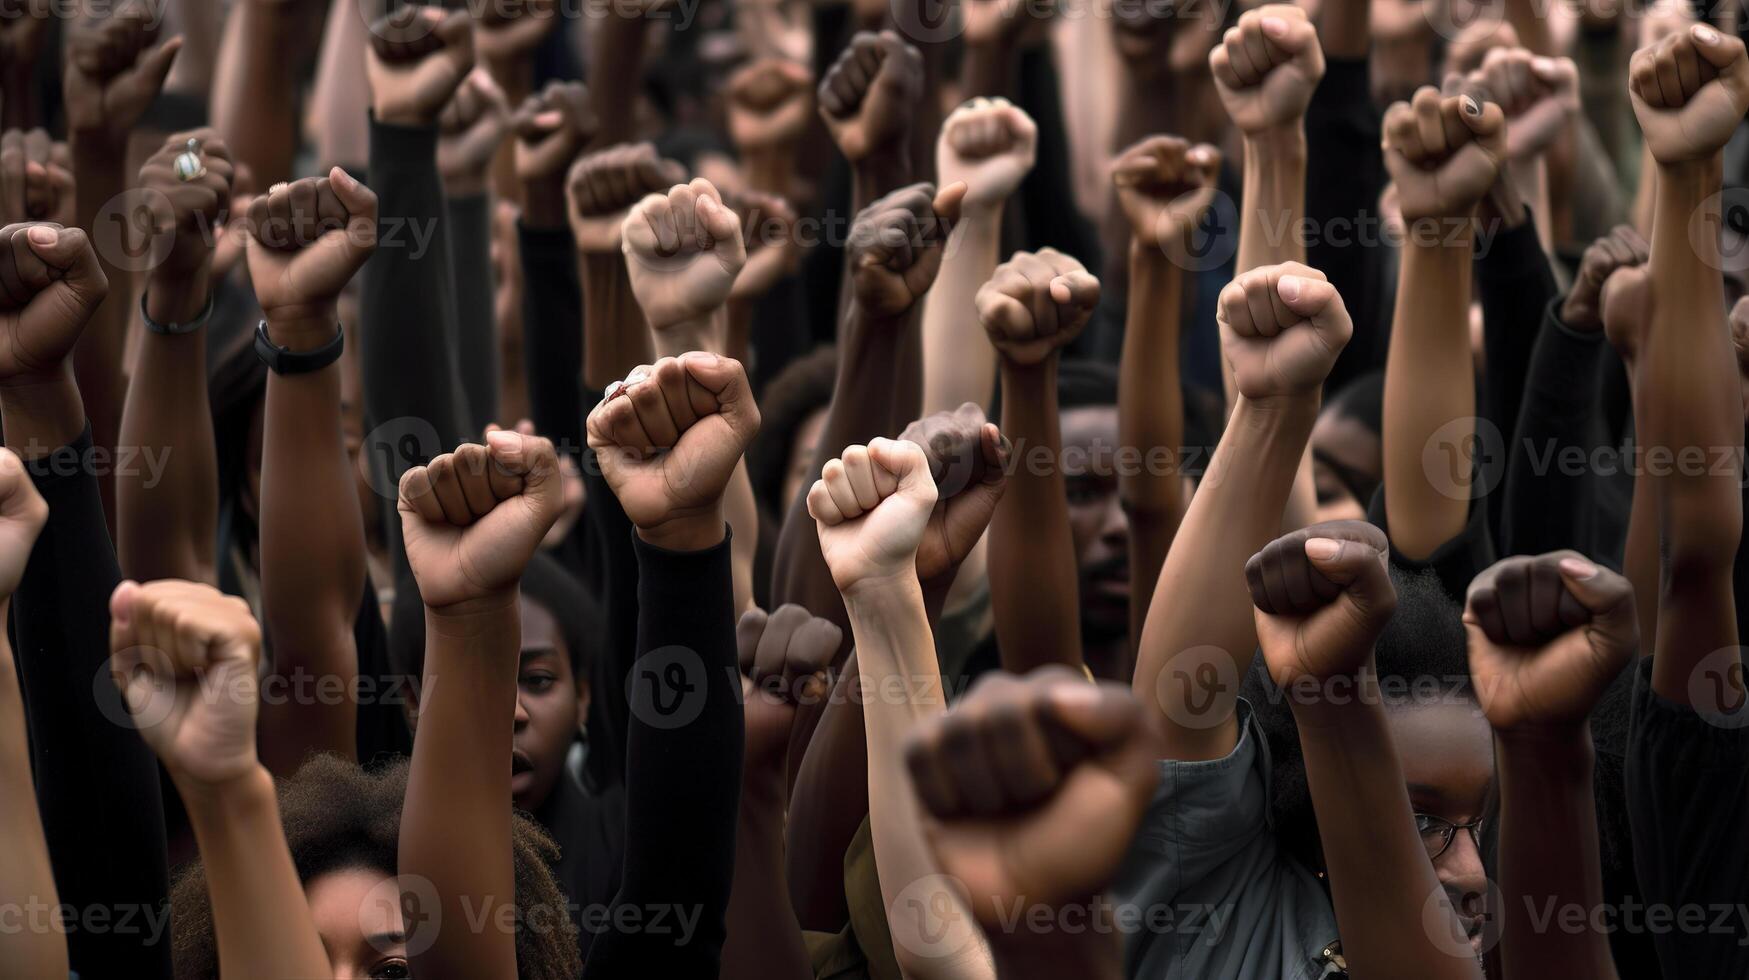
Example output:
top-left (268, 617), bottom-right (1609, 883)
top-left (485, 419), bottom-right (584, 550)
top-left (847, 182), bottom-right (965, 318)
top-left (963, 0), bottom-right (1035, 47)
top-left (0, 0), bottom-right (50, 74)
top-left (1208, 5), bottom-right (1324, 135)
top-left (1465, 552), bottom-right (1638, 733)
top-left (1382, 88), bottom-right (1506, 222)
top-left (1600, 258), bottom-right (1651, 369)
top-left (818, 30), bottom-right (923, 165)
top-left (900, 404), bottom-right (1009, 587)
top-left (108, 580), bottom-right (263, 786)
top-left (906, 667), bottom-right (1159, 923)
top-left (730, 190), bottom-right (800, 302)
top-left (1218, 261), bottom-right (1352, 400)
top-left (0, 448), bottom-right (46, 595)
top-left (1470, 47), bottom-right (1579, 162)
top-left (242, 169), bottom-right (378, 331)
top-left (737, 604), bottom-right (840, 776)
top-left (1246, 521), bottom-right (1397, 689)
top-left (62, 3), bottom-right (181, 141)
top-left (975, 247), bottom-right (1101, 365)
top-left (366, 6), bottom-right (475, 129)
top-left (622, 177), bottom-right (747, 328)
top-left (936, 97), bottom-right (1037, 216)
top-left (0, 129), bottom-right (73, 226)
top-left (727, 58), bottom-right (815, 152)
top-left (437, 68), bottom-right (511, 197)
top-left (1110, 134), bottom-right (1221, 250)
top-left (809, 437), bottom-right (939, 593)
top-left (397, 431), bottom-right (564, 610)
top-left (512, 80), bottom-right (596, 182)
top-left (474, 0), bottom-right (557, 69)
top-left (0, 223), bottom-right (108, 383)
top-left (1561, 225), bottom-right (1648, 332)
top-left (1630, 25), bottom-right (1749, 164)
top-left (138, 128), bottom-right (234, 281)
top-left (565, 142), bottom-right (685, 253)
top-left (1112, 0), bottom-right (1221, 80)
top-left (586, 353), bottom-right (760, 549)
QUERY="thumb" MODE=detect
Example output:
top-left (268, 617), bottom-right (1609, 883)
top-left (1275, 272), bottom-right (1344, 329)
top-left (327, 167), bottom-right (378, 255)
top-left (931, 181), bottom-right (966, 232)
top-left (868, 437), bottom-right (937, 503)
top-left (1555, 556), bottom-right (1640, 659)
top-left (1456, 95), bottom-right (1506, 143)
top-left (680, 351), bottom-right (759, 441)
top-left (131, 35), bottom-right (182, 94)
top-left (1690, 23), bottom-right (1745, 72)
top-left (26, 225), bottom-right (107, 309)
top-left (486, 430), bottom-right (563, 520)
top-left (699, 195), bottom-right (747, 266)
top-left (1303, 536), bottom-right (1395, 614)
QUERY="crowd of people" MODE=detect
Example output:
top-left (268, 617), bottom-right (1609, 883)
top-left (0, 0), bottom-right (1744, 976)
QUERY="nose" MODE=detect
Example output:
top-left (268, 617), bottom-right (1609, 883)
top-left (1437, 826), bottom-right (1488, 916)
top-left (513, 693), bottom-right (530, 732)
top-left (1098, 496), bottom-right (1127, 545)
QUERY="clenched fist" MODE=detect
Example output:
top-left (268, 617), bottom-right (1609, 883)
top-left (1218, 261), bottom-right (1351, 400)
top-left (1464, 552), bottom-right (1638, 733)
top-left (242, 170), bottom-right (378, 334)
top-left (474, 0), bottom-right (557, 68)
top-left (0, 222), bottom-right (108, 383)
top-left (0, 130), bottom-right (71, 226)
top-left (975, 248), bottom-right (1101, 365)
top-left (728, 58), bottom-right (815, 152)
top-left (900, 404), bottom-right (1009, 587)
top-left (437, 68), bottom-right (511, 196)
top-left (1208, 5), bottom-right (1323, 135)
top-left (1600, 256), bottom-right (1651, 369)
top-left (1561, 225), bottom-right (1648, 333)
top-left (730, 190), bottom-right (800, 303)
top-left (1247, 521), bottom-right (1397, 689)
top-left (808, 437), bottom-right (938, 593)
top-left (1382, 88), bottom-right (1506, 223)
top-left (62, 2), bottom-right (180, 140)
top-left (398, 431), bottom-right (564, 610)
top-left (936, 97), bottom-right (1037, 216)
top-left (512, 80), bottom-right (596, 182)
top-left (0, 448), bottom-right (46, 595)
top-left (847, 182), bottom-right (964, 318)
top-left (1111, 134), bottom-right (1221, 251)
top-left (138, 128), bottom-right (233, 280)
top-left (1468, 47), bottom-right (1579, 162)
top-left (565, 142), bottom-right (685, 254)
top-left (906, 667), bottom-right (1159, 923)
top-left (1630, 24), bottom-right (1749, 164)
top-left (367, 6), bottom-right (475, 129)
top-left (586, 353), bottom-right (760, 549)
top-left (818, 30), bottom-right (923, 164)
top-left (737, 604), bottom-right (840, 774)
top-left (109, 580), bottom-right (263, 786)
top-left (622, 177), bottom-right (747, 329)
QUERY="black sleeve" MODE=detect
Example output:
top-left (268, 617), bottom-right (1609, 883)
top-left (579, 448), bottom-right (638, 790)
top-left (1365, 484), bottom-right (1498, 601)
top-left (12, 426), bottom-right (172, 979)
top-left (1306, 57), bottom-right (1388, 394)
top-left (517, 220), bottom-right (585, 464)
top-left (1625, 656), bottom-right (1749, 976)
top-left (581, 530), bottom-right (743, 980)
top-left (1476, 210), bottom-right (1558, 546)
top-left (447, 192), bottom-right (499, 435)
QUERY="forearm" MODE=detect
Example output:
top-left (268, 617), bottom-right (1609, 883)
top-left (211, 0), bottom-right (301, 185)
top-left (853, 151), bottom-right (913, 214)
top-left (723, 774), bottom-right (812, 980)
top-left (1135, 394), bottom-right (1316, 760)
top-left (580, 254), bottom-right (654, 391)
top-left (402, 598), bottom-right (521, 980)
top-left (990, 358), bottom-right (1083, 672)
top-left (448, 193), bottom-right (500, 433)
top-left (1496, 730), bottom-right (1615, 980)
top-left (179, 767), bottom-right (331, 979)
top-left (1238, 127), bottom-right (1308, 275)
top-left (0, 626), bottom-right (67, 979)
top-left (922, 211), bottom-right (1002, 416)
top-left (69, 133), bottom-right (128, 484)
top-left (1119, 245), bottom-right (1186, 644)
top-left (1318, 0), bottom-right (1368, 59)
top-left (117, 269), bottom-right (218, 584)
top-left (1383, 235), bottom-right (1477, 559)
top-left (960, 38), bottom-right (1017, 99)
top-left (587, 16), bottom-right (648, 146)
top-left (784, 657), bottom-right (868, 930)
top-left (1295, 692), bottom-right (1483, 980)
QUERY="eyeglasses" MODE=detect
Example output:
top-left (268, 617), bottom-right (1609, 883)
top-left (1415, 813), bottom-right (1486, 861)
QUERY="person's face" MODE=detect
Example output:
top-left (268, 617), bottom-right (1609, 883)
top-left (306, 865), bottom-right (410, 979)
top-left (512, 598), bottom-right (589, 813)
top-left (1388, 700), bottom-right (1495, 961)
top-left (1061, 406), bottom-right (1129, 652)
top-left (1310, 408), bottom-right (1380, 523)
top-left (783, 408), bottom-right (828, 512)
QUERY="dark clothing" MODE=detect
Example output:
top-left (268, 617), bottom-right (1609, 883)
top-left (447, 193), bottom-right (499, 434)
top-left (1365, 486), bottom-right (1497, 601)
top-left (1307, 57), bottom-right (1388, 396)
top-left (536, 759), bottom-right (627, 963)
top-left (1476, 212), bottom-right (1560, 547)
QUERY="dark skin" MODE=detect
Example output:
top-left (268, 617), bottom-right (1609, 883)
top-left (512, 598), bottom-right (588, 815)
top-left (818, 31), bottom-right (923, 210)
top-left (1061, 405), bottom-right (1130, 680)
top-left (1392, 702), bottom-right (1496, 958)
top-left (1309, 408), bottom-right (1379, 524)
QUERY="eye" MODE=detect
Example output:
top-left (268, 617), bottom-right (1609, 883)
top-left (521, 674), bottom-right (557, 694)
top-left (370, 959), bottom-right (411, 980)
top-left (1413, 813), bottom-right (1442, 836)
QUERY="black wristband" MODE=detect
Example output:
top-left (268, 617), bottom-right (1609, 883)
top-left (140, 291), bottom-right (214, 335)
top-left (254, 319), bottom-right (344, 375)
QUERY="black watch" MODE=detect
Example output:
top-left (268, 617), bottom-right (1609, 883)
top-left (253, 319), bottom-right (344, 375)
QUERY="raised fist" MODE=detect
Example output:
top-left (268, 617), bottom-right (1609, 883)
top-left (975, 247), bottom-right (1101, 365)
top-left (565, 142), bottom-right (685, 254)
top-left (474, 0), bottom-right (557, 68)
top-left (243, 169), bottom-right (378, 327)
top-left (730, 190), bottom-right (800, 302)
top-left (808, 437), bottom-right (939, 593)
top-left (485, 419), bottom-right (585, 550)
top-left (0, 448), bottom-right (46, 596)
top-left (1112, 0), bottom-right (1221, 80)
top-left (936, 97), bottom-right (1037, 216)
top-left (847, 182), bottom-right (964, 318)
top-left (586, 354), bottom-right (760, 547)
top-left (398, 431), bottom-right (564, 610)
top-left (1561, 225), bottom-right (1648, 333)
top-left (109, 580), bottom-right (262, 786)
top-left (818, 31), bottom-right (923, 164)
top-left (1469, 47), bottom-right (1579, 162)
top-left (512, 80), bottom-right (596, 182)
top-left (437, 68), bottom-right (511, 196)
top-left (1382, 88), bottom-right (1506, 223)
top-left (962, 0), bottom-right (1033, 48)
top-left (900, 404), bottom-right (1009, 587)
top-left (1600, 257), bottom-right (1651, 369)
top-left (727, 58), bottom-right (815, 152)
top-left (906, 667), bottom-right (1159, 923)
top-left (138, 128), bottom-right (233, 280)
top-left (1218, 261), bottom-right (1351, 400)
top-left (622, 178), bottom-right (747, 329)
top-left (1111, 134), bottom-right (1221, 250)
top-left (0, 0), bottom-right (50, 75)
top-left (1247, 521), bottom-right (1397, 689)
top-left (1208, 5), bottom-right (1324, 135)
top-left (1629, 24), bottom-right (1749, 164)
top-left (62, 2), bottom-right (181, 139)
top-left (737, 604), bottom-right (840, 774)
top-left (1464, 552), bottom-right (1638, 733)
top-left (0, 129), bottom-right (73, 226)
top-left (0, 223), bottom-right (108, 382)
top-left (366, 6), bottom-right (475, 129)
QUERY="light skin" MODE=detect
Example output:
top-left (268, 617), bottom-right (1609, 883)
top-left (305, 865), bottom-right (412, 980)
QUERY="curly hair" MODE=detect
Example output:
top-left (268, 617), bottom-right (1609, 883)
top-left (169, 754), bottom-right (581, 980)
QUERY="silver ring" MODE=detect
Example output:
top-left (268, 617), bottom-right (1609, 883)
top-left (173, 138), bottom-right (206, 182)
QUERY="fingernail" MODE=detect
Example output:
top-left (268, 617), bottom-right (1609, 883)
top-left (26, 225), bottom-right (55, 246)
top-left (486, 429), bottom-right (520, 453)
top-left (1304, 537), bottom-right (1341, 560)
top-left (1188, 146), bottom-right (1211, 165)
top-left (604, 380), bottom-right (623, 399)
top-left (1049, 684), bottom-right (1102, 709)
top-left (1462, 95), bottom-right (1481, 116)
top-left (1278, 275), bottom-right (1303, 302)
top-left (625, 369), bottom-right (649, 385)
top-left (332, 167), bottom-right (356, 190)
top-left (1533, 56), bottom-right (1555, 73)
top-left (1261, 16), bottom-right (1287, 36)
top-left (1695, 24), bottom-right (1719, 43)
top-left (1559, 557), bottom-right (1599, 581)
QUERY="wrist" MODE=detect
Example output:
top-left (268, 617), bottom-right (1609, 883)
top-left (1284, 666), bottom-right (1382, 729)
top-left (0, 364), bottom-right (83, 457)
top-left (172, 760), bottom-right (274, 813)
top-left (840, 566), bottom-right (923, 606)
top-left (146, 265), bottom-right (213, 325)
top-left (637, 505), bottom-right (726, 552)
top-left (1493, 722), bottom-right (1594, 768)
top-left (445, 171), bottom-right (489, 199)
top-left (1243, 125), bottom-right (1307, 159)
top-left (425, 589), bottom-right (520, 633)
top-left (524, 178), bottom-right (568, 231)
top-left (1656, 151), bottom-right (1723, 185)
top-left (263, 306), bottom-right (342, 352)
top-left (649, 314), bottom-right (716, 355)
